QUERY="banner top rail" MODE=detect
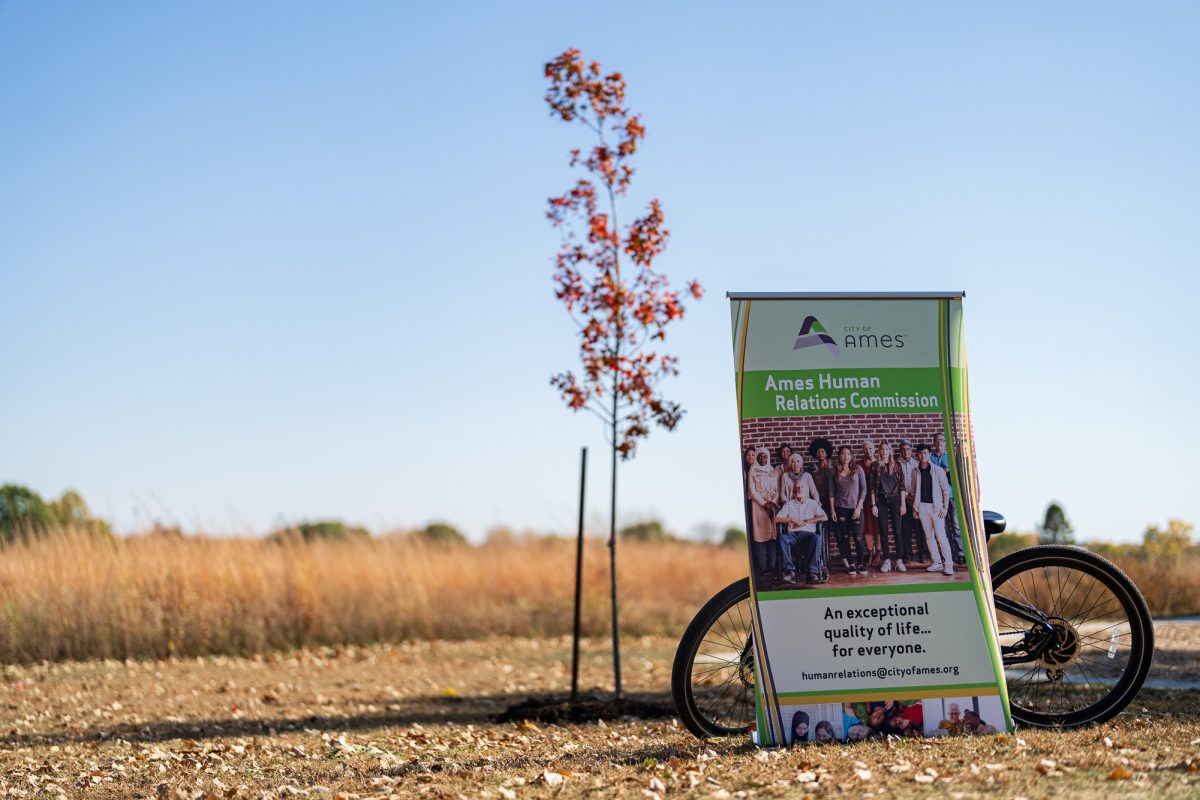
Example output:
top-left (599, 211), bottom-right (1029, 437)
top-left (726, 291), bottom-right (965, 300)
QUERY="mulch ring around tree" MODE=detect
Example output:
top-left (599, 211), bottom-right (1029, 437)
top-left (496, 691), bottom-right (676, 725)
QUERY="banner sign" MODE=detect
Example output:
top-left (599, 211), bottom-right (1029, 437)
top-left (729, 292), bottom-right (1012, 746)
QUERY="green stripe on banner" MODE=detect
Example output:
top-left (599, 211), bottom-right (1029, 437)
top-left (776, 682), bottom-right (1001, 700)
top-left (738, 368), bottom-right (962, 418)
top-left (758, 581), bottom-right (973, 602)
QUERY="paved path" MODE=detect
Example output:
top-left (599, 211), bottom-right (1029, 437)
top-left (1145, 619), bottom-right (1200, 689)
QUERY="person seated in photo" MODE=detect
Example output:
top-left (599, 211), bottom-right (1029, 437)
top-left (962, 709), bottom-right (998, 735)
top-left (909, 443), bottom-right (955, 577)
top-left (938, 703), bottom-right (964, 735)
top-left (774, 480), bottom-right (827, 584)
top-left (814, 720), bottom-right (836, 743)
top-left (790, 709), bottom-right (810, 744)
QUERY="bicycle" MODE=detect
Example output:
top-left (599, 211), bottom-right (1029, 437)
top-left (671, 511), bottom-right (1154, 737)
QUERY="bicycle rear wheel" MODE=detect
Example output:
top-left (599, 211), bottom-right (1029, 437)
top-left (991, 545), bottom-right (1154, 728)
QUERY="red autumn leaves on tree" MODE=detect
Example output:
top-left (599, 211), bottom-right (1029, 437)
top-left (546, 49), bottom-right (702, 458)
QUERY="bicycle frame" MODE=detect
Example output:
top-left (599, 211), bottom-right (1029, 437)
top-left (993, 594), bottom-right (1057, 665)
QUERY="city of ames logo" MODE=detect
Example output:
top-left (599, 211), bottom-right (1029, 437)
top-left (792, 316), bottom-right (840, 357)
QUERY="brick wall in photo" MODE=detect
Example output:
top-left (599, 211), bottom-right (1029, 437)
top-left (739, 413), bottom-right (978, 561)
top-left (740, 413), bottom-right (974, 469)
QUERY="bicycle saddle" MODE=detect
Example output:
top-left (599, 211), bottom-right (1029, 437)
top-left (982, 510), bottom-right (1006, 538)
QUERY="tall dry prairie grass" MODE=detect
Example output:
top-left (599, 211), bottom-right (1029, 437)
top-left (1, 530), bottom-right (1194, 664)
top-left (0, 531), bottom-right (744, 663)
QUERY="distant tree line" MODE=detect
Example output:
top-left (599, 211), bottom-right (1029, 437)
top-left (0, 483), bottom-right (470, 547)
top-left (0, 484), bottom-right (112, 543)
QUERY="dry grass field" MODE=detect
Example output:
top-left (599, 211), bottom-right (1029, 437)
top-left (1, 631), bottom-right (1198, 799)
top-left (0, 532), bottom-right (744, 663)
top-left (2, 531), bottom-right (1198, 664)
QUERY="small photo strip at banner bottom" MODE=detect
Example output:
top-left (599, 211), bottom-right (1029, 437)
top-left (769, 694), bottom-right (1005, 745)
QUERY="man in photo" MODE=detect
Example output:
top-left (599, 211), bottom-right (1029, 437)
top-left (897, 439), bottom-right (927, 566)
top-left (774, 479), bottom-right (827, 584)
top-left (910, 444), bottom-right (955, 577)
top-left (930, 432), bottom-right (965, 566)
top-left (939, 703), bottom-right (964, 735)
top-left (808, 437), bottom-right (837, 577)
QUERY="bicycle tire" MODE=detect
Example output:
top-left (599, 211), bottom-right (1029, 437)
top-left (672, 547), bottom-right (1154, 736)
top-left (670, 578), bottom-right (756, 738)
top-left (991, 545), bottom-right (1154, 728)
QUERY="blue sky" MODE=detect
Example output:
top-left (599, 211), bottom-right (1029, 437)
top-left (2, 1), bottom-right (1197, 541)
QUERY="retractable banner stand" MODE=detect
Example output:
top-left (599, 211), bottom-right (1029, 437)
top-left (730, 292), bottom-right (1012, 746)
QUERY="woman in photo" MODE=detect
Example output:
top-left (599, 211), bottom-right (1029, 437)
top-left (882, 700), bottom-right (923, 738)
top-left (776, 447), bottom-right (807, 544)
top-left (747, 447), bottom-right (780, 582)
top-left (808, 438), bottom-right (836, 515)
top-left (865, 703), bottom-right (888, 735)
top-left (779, 453), bottom-right (818, 523)
top-left (870, 441), bottom-right (906, 574)
top-left (790, 709), bottom-right (810, 744)
top-left (833, 445), bottom-right (868, 575)
top-left (814, 720), bottom-right (836, 743)
top-left (858, 440), bottom-right (879, 565)
top-left (742, 447), bottom-right (755, 526)
top-left (962, 709), bottom-right (998, 735)
top-left (774, 443), bottom-right (794, 478)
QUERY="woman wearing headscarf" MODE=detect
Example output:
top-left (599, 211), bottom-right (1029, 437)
top-left (747, 447), bottom-right (780, 582)
top-left (742, 446), bottom-right (755, 528)
top-left (790, 709), bottom-right (811, 744)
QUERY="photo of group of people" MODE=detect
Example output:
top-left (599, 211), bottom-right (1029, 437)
top-left (742, 424), bottom-right (969, 588)
top-left (782, 694), bottom-right (1004, 744)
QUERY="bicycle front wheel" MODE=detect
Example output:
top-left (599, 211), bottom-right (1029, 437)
top-left (670, 578), bottom-right (756, 738)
